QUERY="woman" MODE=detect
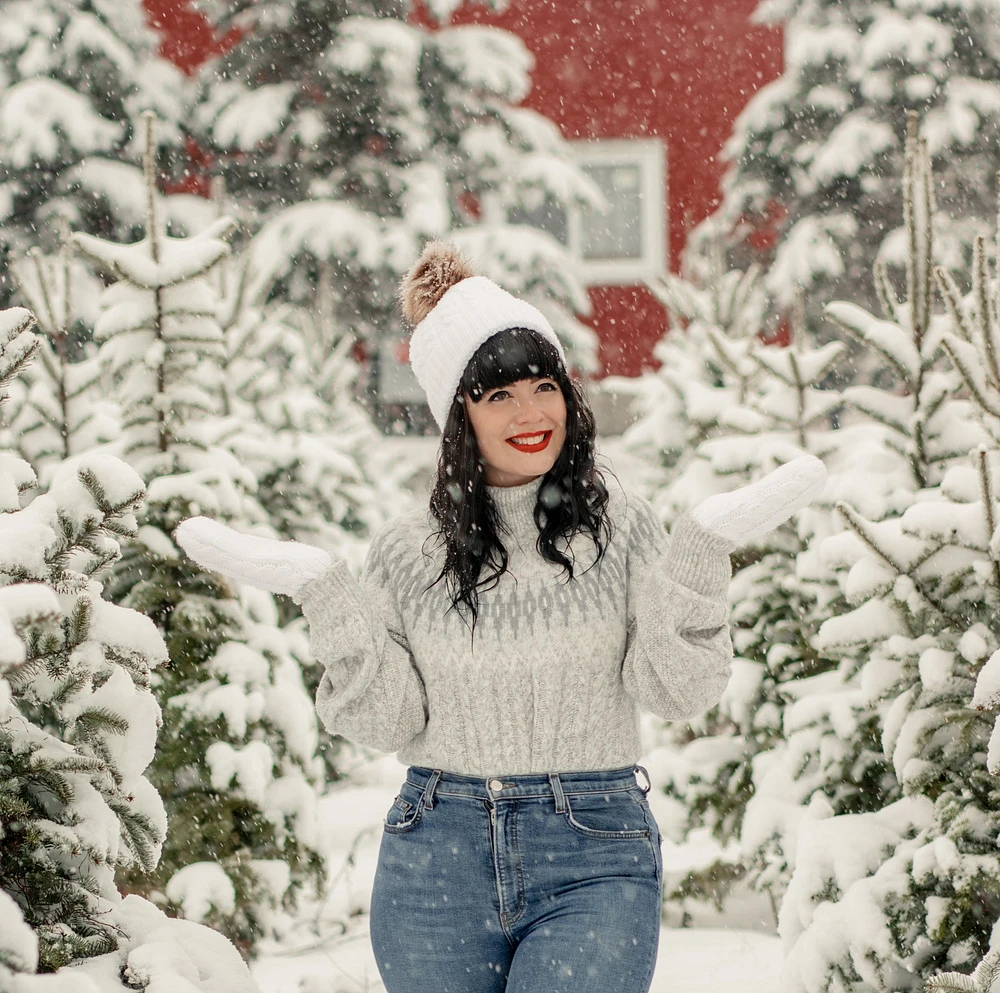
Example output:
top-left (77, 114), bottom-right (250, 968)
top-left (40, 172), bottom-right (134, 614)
top-left (177, 242), bottom-right (826, 992)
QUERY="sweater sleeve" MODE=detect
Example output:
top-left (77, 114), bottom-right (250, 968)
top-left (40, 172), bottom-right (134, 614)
top-left (622, 496), bottom-right (734, 720)
top-left (292, 523), bottom-right (428, 753)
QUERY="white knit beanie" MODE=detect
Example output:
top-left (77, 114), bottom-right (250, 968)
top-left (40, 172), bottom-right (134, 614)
top-left (401, 242), bottom-right (568, 431)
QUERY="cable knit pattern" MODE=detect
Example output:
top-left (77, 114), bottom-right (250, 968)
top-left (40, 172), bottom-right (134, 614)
top-left (294, 478), bottom-right (734, 777)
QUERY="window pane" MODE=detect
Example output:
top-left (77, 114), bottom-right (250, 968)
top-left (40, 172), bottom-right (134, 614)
top-left (508, 200), bottom-right (569, 245)
top-left (580, 163), bottom-right (643, 260)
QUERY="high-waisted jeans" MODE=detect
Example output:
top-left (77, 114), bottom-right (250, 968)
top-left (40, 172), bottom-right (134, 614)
top-left (369, 764), bottom-right (664, 992)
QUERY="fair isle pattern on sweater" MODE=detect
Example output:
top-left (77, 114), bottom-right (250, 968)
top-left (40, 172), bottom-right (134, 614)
top-left (295, 475), bottom-right (735, 778)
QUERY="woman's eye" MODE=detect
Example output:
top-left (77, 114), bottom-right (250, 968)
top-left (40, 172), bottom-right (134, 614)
top-left (487, 390), bottom-right (509, 402)
top-left (537, 382), bottom-right (556, 391)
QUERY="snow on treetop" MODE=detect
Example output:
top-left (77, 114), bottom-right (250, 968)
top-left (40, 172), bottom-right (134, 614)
top-left (0, 305), bottom-right (35, 342)
top-left (826, 301), bottom-right (922, 381)
top-left (808, 115), bottom-right (895, 187)
top-left (0, 504), bottom-right (57, 580)
top-left (425, 0), bottom-right (511, 22)
top-left (87, 596), bottom-right (169, 670)
top-left (0, 582), bottom-right (61, 624)
top-left (767, 214), bottom-right (858, 307)
top-left (162, 863), bottom-right (236, 933)
top-left (64, 159), bottom-right (217, 236)
top-left (972, 649), bottom-right (1000, 711)
top-left (204, 80), bottom-right (298, 151)
top-left (103, 893), bottom-right (262, 992)
top-left (753, 340), bottom-right (846, 387)
top-left (49, 452), bottom-right (144, 511)
top-left (72, 217), bottom-right (237, 290)
top-left (208, 641), bottom-right (270, 690)
top-left (0, 452), bottom-right (37, 512)
top-left (329, 16), bottom-right (421, 78)
top-left (926, 77), bottom-right (1000, 151)
top-left (0, 78), bottom-right (122, 168)
top-left (246, 201), bottom-right (387, 304)
top-left (785, 23), bottom-right (858, 72)
top-left (394, 162), bottom-right (450, 238)
top-left (0, 887), bottom-right (38, 973)
top-left (437, 26), bottom-right (532, 103)
top-left (61, 8), bottom-right (136, 76)
top-left (63, 665), bottom-right (162, 780)
top-left (815, 598), bottom-right (907, 653)
top-left (450, 224), bottom-right (591, 314)
top-left (206, 740), bottom-right (274, 807)
top-left (861, 10), bottom-right (952, 73)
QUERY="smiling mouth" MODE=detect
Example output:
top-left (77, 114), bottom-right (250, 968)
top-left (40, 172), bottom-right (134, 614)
top-left (506, 431), bottom-right (552, 453)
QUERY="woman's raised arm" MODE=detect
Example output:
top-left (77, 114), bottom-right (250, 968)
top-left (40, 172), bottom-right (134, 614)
top-left (623, 455), bottom-right (827, 720)
top-left (175, 517), bottom-right (428, 753)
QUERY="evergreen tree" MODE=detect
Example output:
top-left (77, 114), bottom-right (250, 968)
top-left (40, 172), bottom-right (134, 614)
top-left (927, 949), bottom-right (1000, 993)
top-left (190, 1), bottom-right (600, 392)
top-left (209, 202), bottom-right (424, 781)
top-left (659, 311), bottom-right (845, 911)
top-left (7, 237), bottom-right (117, 485)
top-left (726, 119), bottom-right (985, 913)
top-left (0, 305), bottom-right (169, 974)
top-left (72, 115), bottom-right (323, 955)
top-left (711, 0), bottom-right (1000, 331)
top-left (774, 129), bottom-right (1000, 991)
top-left (0, 0), bottom-right (192, 305)
top-left (213, 202), bottom-right (428, 567)
top-left (614, 232), bottom-right (768, 489)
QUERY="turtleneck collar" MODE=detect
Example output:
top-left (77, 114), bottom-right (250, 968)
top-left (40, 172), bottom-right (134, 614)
top-left (487, 475), bottom-right (545, 541)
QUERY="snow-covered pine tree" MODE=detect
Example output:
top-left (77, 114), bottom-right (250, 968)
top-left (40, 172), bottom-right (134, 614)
top-left (727, 118), bottom-right (987, 919)
top-left (0, 0), bottom-right (194, 306)
top-left (71, 115), bottom-right (323, 954)
top-left (926, 949), bottom-right (1000, 993)
top-left (710, 0), bottom-right (1000, 331)
top-left (0, 305), bottom-right (171, 976)
top-left (212, 191), bottom-right (422, 570)
top-left (7, 236), bottom-right (117, 486)
top-left (211, 223), bottom-right (423, 781)
top-left (638, 288), bottom-right (843, 917)
top-left (612, 226), bottom-right (768, 489)
top-left (774, 134), bottom-right (1000, 993)
top-left (190, 1), bottom-right (600, 395)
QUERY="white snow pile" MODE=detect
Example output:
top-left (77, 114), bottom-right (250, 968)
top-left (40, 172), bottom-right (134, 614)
top-left (2, 894), bottom-right (261, 993)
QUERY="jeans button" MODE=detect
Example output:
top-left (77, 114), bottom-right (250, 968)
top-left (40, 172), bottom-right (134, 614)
top-left (488, 778), bottom-right (504, 791)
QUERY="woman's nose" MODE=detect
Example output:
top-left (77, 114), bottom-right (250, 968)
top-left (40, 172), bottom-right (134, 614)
top-left (513, 398), bottom-right (541, 420)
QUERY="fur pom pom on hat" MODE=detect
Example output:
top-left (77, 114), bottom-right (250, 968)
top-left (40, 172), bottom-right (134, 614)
top-left (401, 241), bottom-right (567, 431)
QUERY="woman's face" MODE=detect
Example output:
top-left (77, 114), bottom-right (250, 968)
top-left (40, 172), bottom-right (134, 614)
top-left (464, 376), bottom-right (568, 487)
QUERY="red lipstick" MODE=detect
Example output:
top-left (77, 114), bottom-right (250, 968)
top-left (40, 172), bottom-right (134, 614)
top-left (505, 431), bottom-right (552, 453)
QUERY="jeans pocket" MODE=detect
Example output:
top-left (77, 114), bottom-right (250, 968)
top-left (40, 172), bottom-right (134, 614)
top-left (383, 794), bottom-right (422, 834)
top-left (563, 790), bottom-right (651, 840)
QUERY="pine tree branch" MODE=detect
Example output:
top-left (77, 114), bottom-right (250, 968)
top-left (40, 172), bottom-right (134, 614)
top-left (973, 237), bottom-right (1000, 392)
top-left (975, 446), bottom-right (1000, 595)
top-left (934, 267), bottom-right (975, 344)
top-left (835, 502), bottom-right (961, 625)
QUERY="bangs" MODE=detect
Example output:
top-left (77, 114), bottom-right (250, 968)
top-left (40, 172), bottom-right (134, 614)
top-left (460, 328), bottom-right (565, 400)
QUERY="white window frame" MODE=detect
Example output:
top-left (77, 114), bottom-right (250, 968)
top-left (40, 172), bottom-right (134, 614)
top-left (568, 137), bottom-right (668, 286)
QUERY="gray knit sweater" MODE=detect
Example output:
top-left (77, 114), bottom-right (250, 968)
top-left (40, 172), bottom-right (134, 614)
top-left (295, 476), bottom-right (734, 777)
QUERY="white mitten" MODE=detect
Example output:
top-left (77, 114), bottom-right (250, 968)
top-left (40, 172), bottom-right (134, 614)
top-left (690, 454), bottom-right (828, 548)
top-left (174, 516), bottom-right (333, 598)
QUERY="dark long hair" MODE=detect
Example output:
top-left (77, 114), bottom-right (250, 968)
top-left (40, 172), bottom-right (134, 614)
top-left (426, 327), bottom-right (614, 634)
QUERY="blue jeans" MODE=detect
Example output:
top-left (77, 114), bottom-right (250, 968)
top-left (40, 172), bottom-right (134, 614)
top-left (369, 764), bottom-right (663, 992)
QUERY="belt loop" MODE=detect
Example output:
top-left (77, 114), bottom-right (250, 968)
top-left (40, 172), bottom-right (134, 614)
top-left (422, 769), bottom-right (442, 810)
top-left (548, 772), bottom-right (566, 813)
top-left (634, 764), bottom-right (651, 797)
